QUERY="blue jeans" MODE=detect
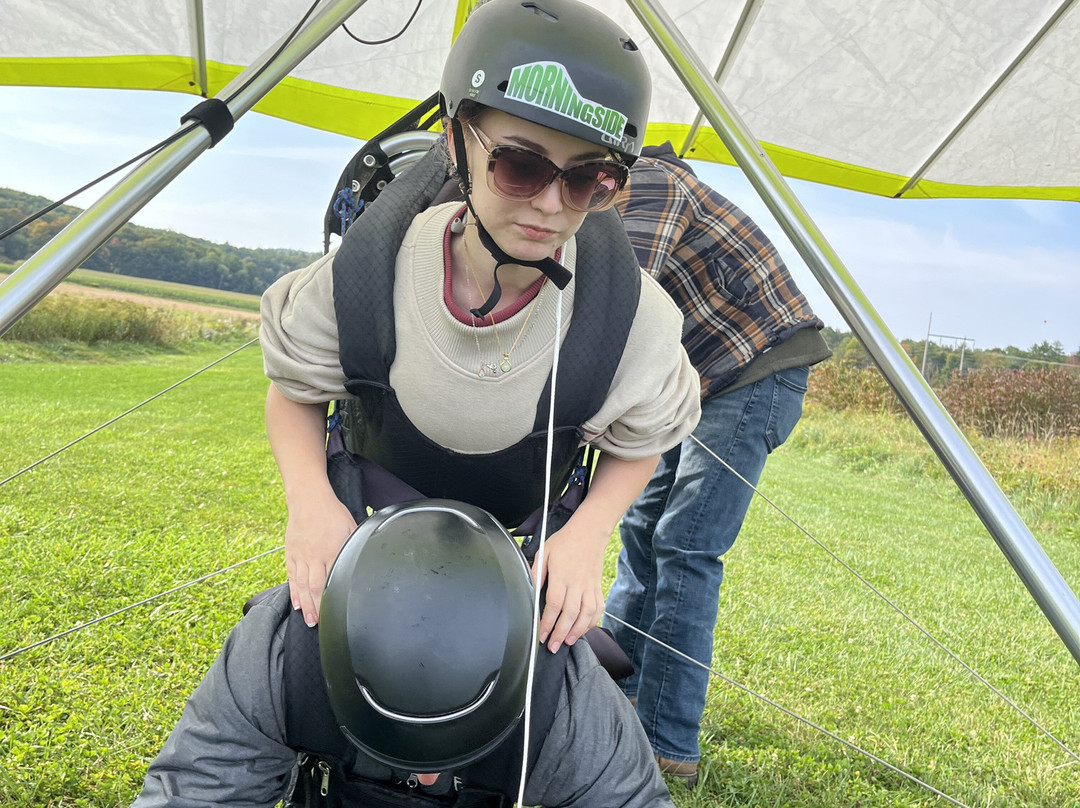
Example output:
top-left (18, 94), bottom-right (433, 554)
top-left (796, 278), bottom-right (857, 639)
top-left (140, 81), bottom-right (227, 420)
top-left (603, 366), bottom-right (809, 763)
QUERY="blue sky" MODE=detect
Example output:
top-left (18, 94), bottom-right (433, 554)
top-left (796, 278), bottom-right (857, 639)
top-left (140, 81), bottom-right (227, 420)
top-left (2, 85), bottom-right (1078, 353)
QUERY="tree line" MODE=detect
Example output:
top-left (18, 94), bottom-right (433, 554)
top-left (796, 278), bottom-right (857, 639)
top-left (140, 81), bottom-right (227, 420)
top-left (819, 326), bottom-right (1080, 385)
top-left (0, 188), bottom-right (318, 296)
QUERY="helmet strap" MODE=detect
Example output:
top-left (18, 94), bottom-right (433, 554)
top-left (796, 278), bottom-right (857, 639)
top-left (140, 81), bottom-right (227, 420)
top-left (449, 118), bottom-right (572, 318)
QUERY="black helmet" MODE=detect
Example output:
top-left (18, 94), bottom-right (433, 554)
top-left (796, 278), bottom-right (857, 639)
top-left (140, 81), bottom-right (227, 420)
top-left (319, 499), bottom-right (535, 772)
top-left (441, 0), bottom-right (651, 162)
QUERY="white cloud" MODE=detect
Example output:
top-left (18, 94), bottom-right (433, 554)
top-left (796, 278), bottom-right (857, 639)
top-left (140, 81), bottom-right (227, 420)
top-left (1011, 198), bottom-right (1067, 227)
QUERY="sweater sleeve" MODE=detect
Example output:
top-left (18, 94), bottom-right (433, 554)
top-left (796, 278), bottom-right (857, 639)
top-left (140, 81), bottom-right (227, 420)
top-left (259, 252), bottom-right (348, 404)
top-left (580, 271), bottom-right (701, 458)
top-left (130, 593), bottom-right (296, 808)
top-left (524, 643), bottom-right (675, 808)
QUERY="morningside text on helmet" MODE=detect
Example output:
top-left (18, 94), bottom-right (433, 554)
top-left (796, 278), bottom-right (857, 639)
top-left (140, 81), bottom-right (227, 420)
top-left (318, 499), bottom-right (535, 773)
top-left (440, 0), bottom-right (652, 163)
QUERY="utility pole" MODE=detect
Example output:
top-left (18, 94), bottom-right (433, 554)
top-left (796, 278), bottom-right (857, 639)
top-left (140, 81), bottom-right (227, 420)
top-left (920, 312), bottom-right (932, 377)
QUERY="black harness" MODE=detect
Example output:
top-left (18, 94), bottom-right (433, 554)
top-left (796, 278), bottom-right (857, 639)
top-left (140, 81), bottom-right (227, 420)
top-left (275, 137), bottom-right (644, 806)
top-left (330, 144), bottom-right (642, 527)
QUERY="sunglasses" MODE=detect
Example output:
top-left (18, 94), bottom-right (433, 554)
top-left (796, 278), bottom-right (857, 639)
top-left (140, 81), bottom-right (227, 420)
top-left (467, 123), bottom-right (629, 213)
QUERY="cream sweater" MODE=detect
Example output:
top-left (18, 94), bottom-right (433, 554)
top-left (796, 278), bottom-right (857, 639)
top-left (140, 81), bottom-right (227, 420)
top-left (260, 203), bottom-right (699, 459)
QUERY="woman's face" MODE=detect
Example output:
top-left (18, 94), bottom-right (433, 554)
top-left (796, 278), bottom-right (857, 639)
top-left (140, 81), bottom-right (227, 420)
top-left (459, 109), bottom-right (609, 264)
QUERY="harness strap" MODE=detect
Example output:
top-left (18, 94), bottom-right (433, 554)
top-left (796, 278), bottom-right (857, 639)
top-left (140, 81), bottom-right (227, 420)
top-left (331, 141), bottom-right (640, 432)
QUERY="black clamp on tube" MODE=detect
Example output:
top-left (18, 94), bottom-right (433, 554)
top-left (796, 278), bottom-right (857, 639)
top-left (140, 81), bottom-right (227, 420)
top-left (181, 98), bottom-right (235, 147)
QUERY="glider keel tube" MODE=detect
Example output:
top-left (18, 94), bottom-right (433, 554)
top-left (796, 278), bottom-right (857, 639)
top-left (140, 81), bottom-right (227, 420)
top-left (626, 0), bottom-right (1080, 666)
top-left (0, 0), bottom-right (372, 337)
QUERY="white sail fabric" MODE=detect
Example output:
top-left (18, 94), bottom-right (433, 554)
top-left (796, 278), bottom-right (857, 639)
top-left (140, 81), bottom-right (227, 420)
top-left (1, 0), bottom-right (1077, 200)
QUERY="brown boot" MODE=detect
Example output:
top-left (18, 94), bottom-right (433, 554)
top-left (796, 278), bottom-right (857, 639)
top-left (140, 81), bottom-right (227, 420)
top-left (655, 756), bottom-right (698, 788)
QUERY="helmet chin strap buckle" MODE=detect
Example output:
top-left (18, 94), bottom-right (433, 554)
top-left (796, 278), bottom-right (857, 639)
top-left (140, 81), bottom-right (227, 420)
top-left (450, 119), bottom-right (572, 318)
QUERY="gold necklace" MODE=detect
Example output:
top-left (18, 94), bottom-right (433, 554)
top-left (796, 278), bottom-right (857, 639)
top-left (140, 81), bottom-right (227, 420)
top-left (464, 256), bottom-right (545, 375)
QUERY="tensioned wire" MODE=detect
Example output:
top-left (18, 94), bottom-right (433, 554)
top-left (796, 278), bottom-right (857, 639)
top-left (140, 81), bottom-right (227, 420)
top-left (0, 0), bottom-right (324, 242)
top-left (0, 546), bottom-right (282, 664)
top-left (2, 338), bottom-right (1076, 803)
top-left (602, 612), bottom-right (974, 807)
top-left (7, 335), bottom-right (1072, 767)
top-left (0, 338), bottom-right (260, 489)
top-left (686, 432), bottom-right (1080, 768)
top-left (0, 0), bottom-right (437, 246)
top-left (515, 284), bottom-right (564, 808)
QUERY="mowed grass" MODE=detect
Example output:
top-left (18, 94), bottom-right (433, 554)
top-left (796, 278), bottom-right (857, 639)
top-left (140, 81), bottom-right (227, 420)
top-left (0, 342), bottom-right (285, 805)
top-left (672, 407), bottom-right (1080, 807)
top-left (2, 339), bottom-right (1079, 806)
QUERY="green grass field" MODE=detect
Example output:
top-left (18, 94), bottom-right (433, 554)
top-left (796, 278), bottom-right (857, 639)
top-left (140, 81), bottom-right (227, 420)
top-left (1, 295), bottom-right (1079, 806)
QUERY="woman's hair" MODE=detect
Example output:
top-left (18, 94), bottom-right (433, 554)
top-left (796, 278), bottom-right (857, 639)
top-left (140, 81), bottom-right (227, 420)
top-left (441, 100), bottom-right (486, 180)
top-left (453, 99), bottom-right (485, 126)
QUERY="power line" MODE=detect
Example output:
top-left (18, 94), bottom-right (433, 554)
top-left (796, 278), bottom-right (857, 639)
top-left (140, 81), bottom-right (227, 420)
top-left (689, 433), bottom-right (1080, 767)
top-left (0, 338), bottom-right (259, 488)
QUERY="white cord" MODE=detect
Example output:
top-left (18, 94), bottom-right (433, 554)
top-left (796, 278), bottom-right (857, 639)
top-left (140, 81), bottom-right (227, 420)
top-left (515, 286), bottom-right (563, 807)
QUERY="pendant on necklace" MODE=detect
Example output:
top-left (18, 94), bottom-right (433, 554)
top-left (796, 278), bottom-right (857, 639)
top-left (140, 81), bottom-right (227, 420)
top-left (500, 355), bottom-right (513, 373)
top-left (479, 362), bottom-right (499, 378)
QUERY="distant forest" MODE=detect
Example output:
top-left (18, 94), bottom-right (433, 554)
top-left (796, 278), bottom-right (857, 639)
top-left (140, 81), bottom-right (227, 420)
top-left (818, 325), bottom-right (1080, 387)
top-left (0, 188), bottom-right (319, 296)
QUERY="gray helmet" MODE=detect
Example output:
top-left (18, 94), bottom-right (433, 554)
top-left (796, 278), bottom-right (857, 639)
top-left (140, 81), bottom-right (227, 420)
top-left (319, 499), bottom-right (535, 772)
top-left (441, 0), bottom-right (651, 161)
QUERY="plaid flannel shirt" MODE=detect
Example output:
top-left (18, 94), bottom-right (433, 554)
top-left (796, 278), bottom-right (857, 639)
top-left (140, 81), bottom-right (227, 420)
top-left (616, 150), bottom-right (824, 400)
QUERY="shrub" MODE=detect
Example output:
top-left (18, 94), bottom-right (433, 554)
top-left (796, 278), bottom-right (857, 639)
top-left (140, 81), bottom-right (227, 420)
top-left (2, 296), bottom-right (256, 348)
top-left (805, 363), bottom-right (904, 415)
top-left (940, 367), bottom-right (1080, 440)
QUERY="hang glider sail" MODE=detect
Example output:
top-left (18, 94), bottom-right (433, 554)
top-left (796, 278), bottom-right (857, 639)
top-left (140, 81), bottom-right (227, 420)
top-left (2, 0), bottom-right (1078, 201)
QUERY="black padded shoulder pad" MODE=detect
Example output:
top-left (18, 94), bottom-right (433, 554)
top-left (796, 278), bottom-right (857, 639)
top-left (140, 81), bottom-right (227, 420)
top-left (333, 145), bottom-right (452, 387)
top-left (533, 208), bottom-right (641, 430)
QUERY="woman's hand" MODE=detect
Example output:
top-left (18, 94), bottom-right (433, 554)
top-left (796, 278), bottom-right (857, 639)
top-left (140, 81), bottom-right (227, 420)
top-left (531, 452), bottom-right (660, 653)
top-left (266, 384), bottom-right (354, 627)
top-left (285, 490), bottom-right (356, 626)
top-left (532, 521), bottom-right (609, 653)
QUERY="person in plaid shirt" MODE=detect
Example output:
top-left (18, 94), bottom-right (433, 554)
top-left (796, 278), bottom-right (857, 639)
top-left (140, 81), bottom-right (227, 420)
top-left (603, 143), bottom-right (832, 785)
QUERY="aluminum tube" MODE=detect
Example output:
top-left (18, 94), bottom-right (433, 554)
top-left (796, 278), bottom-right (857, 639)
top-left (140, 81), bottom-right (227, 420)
top-left (0, 0), bottom-right (370, 336)
top-left (626, 0), bottom-right (1080, 665)
top-left (187, 0), bottom-right (209, 98)
top-left (379, 131), bottom-right (441, 158)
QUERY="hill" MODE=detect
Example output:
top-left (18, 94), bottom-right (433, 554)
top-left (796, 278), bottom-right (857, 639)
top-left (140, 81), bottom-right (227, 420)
top-left (0, 187), bottom-right (319, 296)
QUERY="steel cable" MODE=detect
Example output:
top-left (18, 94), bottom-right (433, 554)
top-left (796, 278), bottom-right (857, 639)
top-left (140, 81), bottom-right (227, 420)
top-left (0, 545), bottom-right (282, 663)
top-left (688, 432), bottom-right (1080, 766)
top-left (0, 338), bottom-right (259, 489)
top-left (604, 613), bottom-right (974, 808)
